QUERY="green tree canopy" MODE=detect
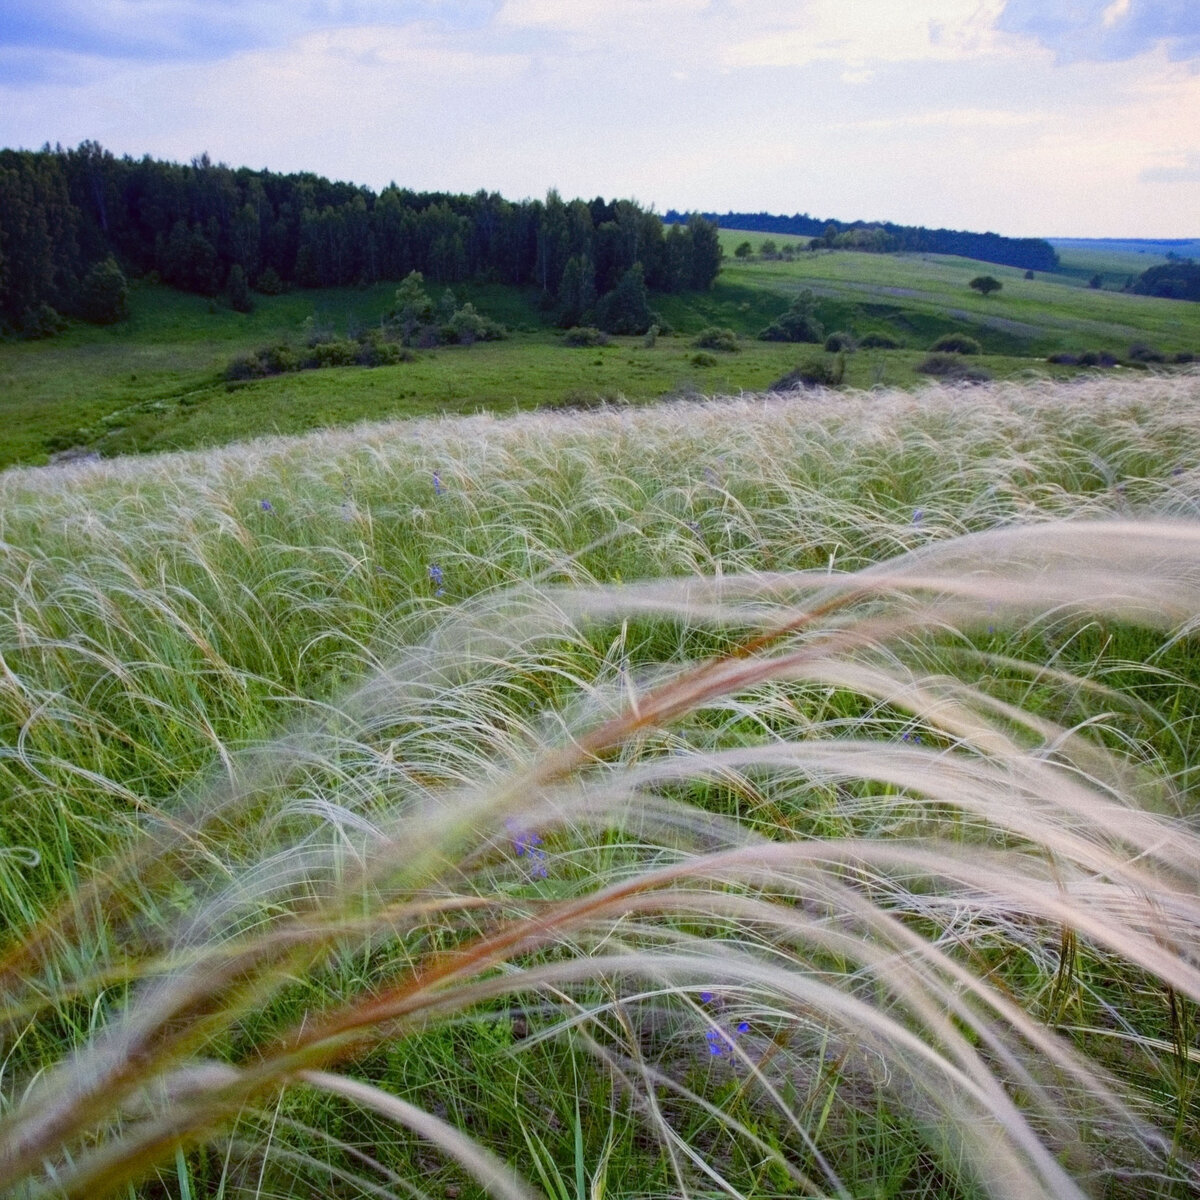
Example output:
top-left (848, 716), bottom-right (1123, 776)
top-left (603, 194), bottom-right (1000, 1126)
top-left (969, 274), bottom-right (1002, 296)
top-left (595, 263), bottom-right (654, 334)
top-left (78, 256), bottom-right (129, 324)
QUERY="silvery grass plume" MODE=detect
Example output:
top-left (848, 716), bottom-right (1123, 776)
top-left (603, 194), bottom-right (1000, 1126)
top-left (1, 516), bottom-right (1199, 1198)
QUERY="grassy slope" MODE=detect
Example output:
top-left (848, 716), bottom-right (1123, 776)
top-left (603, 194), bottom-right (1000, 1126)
top-left (2, 376), bottom-right (1200, 1198)
top-left (1, 242), bottom-right (1197, 469)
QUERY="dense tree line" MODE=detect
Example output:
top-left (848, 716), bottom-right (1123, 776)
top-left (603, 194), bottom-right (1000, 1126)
top-left (0, 143), bottom-right (722, 335)
top-left (1130, 260), bottom-right (1200, 302)
top-left (666, 209), bottom-right (1060, 272)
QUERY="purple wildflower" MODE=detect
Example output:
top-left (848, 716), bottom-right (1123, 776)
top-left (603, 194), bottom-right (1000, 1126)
top-left (705, 1020), bottom-right (750, 1057)
top-left (912, 508), bottom-right (924, 525)
top-left (507, 821), bottom-right (549, 879)
top-left (260, 499), bottom-right (274, 512)
top-left (432, 469), bottom-right (444, 497)
top-left (428, 562), bottom-right (445, 597)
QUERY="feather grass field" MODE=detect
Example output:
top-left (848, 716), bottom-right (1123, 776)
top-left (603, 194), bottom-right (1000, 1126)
top-left (2, 374), bottom-right (1200, 1198)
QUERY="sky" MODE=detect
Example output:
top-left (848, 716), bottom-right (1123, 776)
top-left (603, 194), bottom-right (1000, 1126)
top-left (0, 0), bottom-right (1198, 237)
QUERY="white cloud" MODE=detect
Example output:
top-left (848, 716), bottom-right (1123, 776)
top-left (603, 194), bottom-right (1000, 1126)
top-left (723, 0), bottom-right (1009, 69)
top-left (497, 0), bottom-right (709, 34)
top-left (1, 2), bottom-right (1197, 236)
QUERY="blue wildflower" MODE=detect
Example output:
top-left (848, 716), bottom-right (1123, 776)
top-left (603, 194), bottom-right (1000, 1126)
top-left (432, 469), bottom-right (444, 497)
top-left (705, 1021), bottom-right (750, 1057)
top-left (912, 508), bottom-right (924, 525)
top-left (507, 821), bottom-right (549, 879)
top-left (705, 1029), bottom-right (732, 1056)
top-left (699, 992), bottom-right (749, 1058)
top-left (428, 562), bottom-right (445, 597)
top-left (260, 499), bottom-right (274, 512)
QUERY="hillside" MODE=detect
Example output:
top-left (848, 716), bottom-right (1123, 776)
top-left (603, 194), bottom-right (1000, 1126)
top-left (2, 374), bottom-right (1200, 1198)
top-left (3, 229), bottom-right (1197, 470)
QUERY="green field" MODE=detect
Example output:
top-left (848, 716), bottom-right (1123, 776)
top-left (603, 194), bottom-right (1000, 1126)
top-left (2, 371), bottom-right (1200, 1198)
top-left (1, 242), bottom-right (1197, 470)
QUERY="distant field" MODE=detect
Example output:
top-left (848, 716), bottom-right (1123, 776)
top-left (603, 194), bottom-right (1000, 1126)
top-left (1, 239), bottom-right (1197, 469)
top-left (1048, 237), bottom-right (1200, 286)
top-left (716, 229), bottom-right (1198, 351)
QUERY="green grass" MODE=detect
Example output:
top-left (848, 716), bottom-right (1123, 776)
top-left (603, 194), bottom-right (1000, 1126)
top-left (3, 241), bottom-right (1198, 470)
top-left (2, 375), bottom-right (1200, 1198)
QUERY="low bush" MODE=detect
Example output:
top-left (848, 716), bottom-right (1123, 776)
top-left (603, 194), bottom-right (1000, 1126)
top-left (225, 342), bottom-right (304, 380)
top-left (563, 326), bottom-right (610, 348)
top-left (311, 340), bottom-right (361, 368)
top-left (759, 290), bottom-right (824, 343)
top-left (917, 353), bottom-right (992, 382)
top-left (690, 351), bottom-right (719, 367)
top-left (255, 266), bottom-right (285, 295)
top-left (824, 330), bottom-right (857, 352)
top-left (930, 333), bottom-right (982, 355)
top-left (859, 331), bottom-right (900, 349)
top-left (18, 303), bottom-right (66, 339)
top-left (692, 327), bottom-right (740, 352)
top-left (1129, 342), bottom-right (1166, 363)
top-left (770, 354), bottom-right (845, 390)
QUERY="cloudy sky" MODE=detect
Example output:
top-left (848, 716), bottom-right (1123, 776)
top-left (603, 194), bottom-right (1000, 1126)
top-left (1, 0), bottom-right (1197, 237)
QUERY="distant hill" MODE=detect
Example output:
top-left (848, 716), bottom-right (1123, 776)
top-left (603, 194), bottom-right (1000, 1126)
top-left (666, 209), bottom-right (1059, 272)
top-left (1049, 237), bottom-right (1200, 259)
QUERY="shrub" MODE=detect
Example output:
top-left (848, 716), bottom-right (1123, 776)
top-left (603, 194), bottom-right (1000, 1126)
top-left (930, 333), bottom-right (982, 355)
top-left (445, 303), bottom-right (507, 346)
top-left (770, 354), bottom-right (845, 390)
top-left (690, 351), bottom-right (719, 367)
top-left (255, 266), bottom-right (284, 295)
top-left (733, 241), bottom-right (752, 259)
top-left (1024, 269), bottom-right (1036, 280)
top-left (1175, 351), bottom-right (1196, 364)
top-left (642, 324), bottom-right (659, 349)
top-left (968, 275), bottom-right (1002, 296)
top-left (563, 326), bottom-right (609, 348)
top-left (225, 342), bottom-right (304, 380)
top-left (759, 290), bottom-right (824, 343)
top-left (355, 336), bottom-right (407, 367)
top-left (19, 303), bottom-right (66, 339)
top-left (311, 340), bottom-right (360, 368)
top-left (917, 353), bottom-right (992, 382)
top-left (77, 257), bottom-right (130, 324)
top-left (1128, 343), bottom-right (1165, 363)
top-left (692, 327), bottom-right (739, 352)
top-left (1047, 353), bottom-right (1080, 366)
top-left (859, 331), bottom-right (900, 349)
top-left (824, 330), bottom-right (857, 353)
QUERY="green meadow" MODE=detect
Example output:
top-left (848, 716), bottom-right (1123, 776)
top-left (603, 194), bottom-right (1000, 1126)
top-left (1, 240), bottom-right (1197, 470)
top-left (2, 367), bottom-right (1200, 1198)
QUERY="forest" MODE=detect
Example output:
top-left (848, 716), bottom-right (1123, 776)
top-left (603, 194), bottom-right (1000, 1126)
top-left (0, 142), bottom-right (722, 336)
top-left (667, 207), bottom-right (1062, 271)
